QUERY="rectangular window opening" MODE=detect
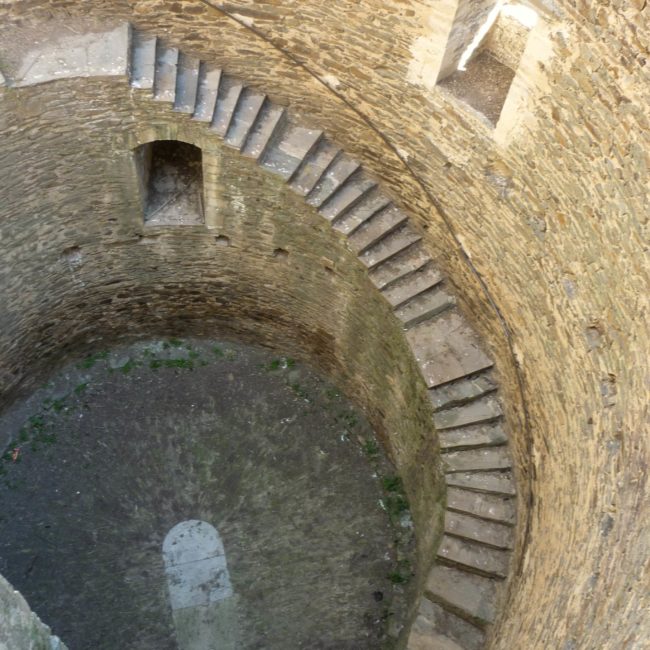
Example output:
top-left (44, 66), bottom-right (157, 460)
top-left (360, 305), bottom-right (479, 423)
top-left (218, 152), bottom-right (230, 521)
top-left (437, 2), bottom-right (538, 126)
top-left (135, 140), bottom-right (205, 226)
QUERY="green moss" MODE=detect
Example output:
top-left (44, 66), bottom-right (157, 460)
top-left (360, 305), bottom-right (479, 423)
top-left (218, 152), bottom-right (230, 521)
top-left (78, 351), bottom-right (108, 369)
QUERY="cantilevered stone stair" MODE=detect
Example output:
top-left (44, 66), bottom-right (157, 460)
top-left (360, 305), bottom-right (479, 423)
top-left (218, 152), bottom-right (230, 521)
top-left (129, 28), bottom-right (517, 650)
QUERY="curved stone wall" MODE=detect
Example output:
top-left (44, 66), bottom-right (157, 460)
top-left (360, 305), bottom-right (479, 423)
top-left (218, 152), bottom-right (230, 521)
top-left (0, 2), bottom-right (647, 649)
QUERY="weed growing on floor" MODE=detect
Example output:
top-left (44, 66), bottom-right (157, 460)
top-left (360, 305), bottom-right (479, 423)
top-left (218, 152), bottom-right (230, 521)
top-left (77, 351), bottom-right (108, 370)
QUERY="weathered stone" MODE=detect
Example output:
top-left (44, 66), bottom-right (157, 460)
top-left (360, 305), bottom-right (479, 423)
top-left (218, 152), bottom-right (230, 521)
top-left (192, 63), bottom-right (221, 122)
top-left (445, 470), bottom-right (516, 496)
top-left (306, 153), bottom-right (360, 207)
top-left (446, 486), bottom-right (516, 524)
top-left (428, 373), bottom-right (497, 411)
top-left (433, 395), bottom-right (502, 430)
top-left (438, 421), bottom-right (508, 450)
top-left (444, 510), bottom-right (514, 549)
top-left (225, 89), bottom-right (266, 149)
top-left (173, 52), bottom-right (200, 114)
top-left (406, 310), bottom-right (493, 387)
top-left (381, 262), bottom-right (444, 308)
top-left (358, 224), bottom-right (421, 268)
top-left (443, 446), bottom-right (512, 472)
top-left (347, 204), bottom-right (408, 252)
top-left (437, 534), bottom-right (510, 578)
top-left (425, 564), bottom-right (498, 624)
top-left (396, 285), bottom-right (456, 329)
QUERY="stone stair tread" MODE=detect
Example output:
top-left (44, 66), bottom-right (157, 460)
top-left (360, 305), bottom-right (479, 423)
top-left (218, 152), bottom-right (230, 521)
top-left (211, 77), bottom-right (244, 136)
top-left (347, 204), bottom-right (408, 253)
top-left (396, 285), bottom-right (456, 329)
top-left (438, 422), bottom-right (508, 450)
top-left (437, 534), bottom-right (510, 578)
top-left (445, 470), bottom-right (516, 496)
top-left (434, 395), bottom-right (503, 430)
top-left (408, 624), bottom-right (467, 650)
top-left (153, 43), bottom-right (179, 102)
top-left (443, 446), bottom-right (512, 473)
top-left (368, 242), bottom-right (431, 289)
top-left (447, 486), bottom-right (516, 524)
top-left (429, 372), bottom-right (497, 411)
top-left (332, 191), bottom-right (392, 235)
top-left (241, 103), bottom-right (285, 160)
top-left (358, 224), bottom-right (421, 269)
top-left (381, 263), bottom-right (444, 308)
top-left (192, 62), bottom-right (221, 122)
top-left (444, 511), bottom-right (514, 549)
top-left (307, 154), bottom-right (360, 207)
top-left (319, 175), bottom-right (377, 221)
top-left (289, 139), bottom-right (340, 195)
top-left (130, 31), bottom-right (157, 90)
top-left (425, 564), bottom-right (498, 625)
top-left (173, 52), bottom-right (200, 113)
top-left (414, 598), bottom-right (485, 650)
top-left (405, 309), bottom-right (493, 388)
top-left (225, 90), bottom-right (266, 149)
top-left (261, 123), bottom-right (323, 180)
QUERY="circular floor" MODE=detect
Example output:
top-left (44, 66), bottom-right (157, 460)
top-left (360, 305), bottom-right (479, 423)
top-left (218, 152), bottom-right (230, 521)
top-left (0, 339), bottom-right (414, 650)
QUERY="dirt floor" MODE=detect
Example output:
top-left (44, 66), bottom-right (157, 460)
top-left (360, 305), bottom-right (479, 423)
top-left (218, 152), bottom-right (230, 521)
top-left (0, 338), bottom-right (415, 650)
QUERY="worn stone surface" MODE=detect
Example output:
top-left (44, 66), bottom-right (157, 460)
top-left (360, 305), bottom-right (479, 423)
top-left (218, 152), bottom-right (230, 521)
top-left (0, 574), bottom-right (67, 650)
top-left (0, 339), bottom-right (416, 649)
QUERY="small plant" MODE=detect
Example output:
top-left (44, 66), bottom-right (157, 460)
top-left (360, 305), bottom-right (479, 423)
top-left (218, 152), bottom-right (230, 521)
top-left (74, 382), bottom-right (88, 396)
top-left (363, 439), bottom-right (379, 456)
top-left (212, 345), bottom-right (225, 358)
top-left (118, 359), bottom-right (138, 374)
top-left (388, 571), bottom-right (409, 585)
top-left (382, 475), bottom-right (402, 493)
top-left (77, 351), bottom-right (108, 369)
top-left (266, 357), bottom-right (295, 371)
top-left (290, 382), bottom-right (310, 402)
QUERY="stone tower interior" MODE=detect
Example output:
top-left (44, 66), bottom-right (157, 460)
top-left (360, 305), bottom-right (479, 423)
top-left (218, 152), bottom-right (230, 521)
top-left (0, 1), bottom-right (647, 649)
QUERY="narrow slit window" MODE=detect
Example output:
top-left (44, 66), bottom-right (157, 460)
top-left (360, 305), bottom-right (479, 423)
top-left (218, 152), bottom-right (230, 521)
top-left (135, 140), bottom-right (204, 226)
top-left (437, 2), bottom-right (538, 126)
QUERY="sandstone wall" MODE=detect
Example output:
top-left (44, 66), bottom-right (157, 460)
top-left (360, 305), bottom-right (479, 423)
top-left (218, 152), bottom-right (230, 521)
top-left (0, 1), bottom-right (647, 649)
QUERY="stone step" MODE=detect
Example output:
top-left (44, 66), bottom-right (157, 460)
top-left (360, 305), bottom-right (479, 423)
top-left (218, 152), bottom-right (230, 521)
top-left (173, 52), bottom-right (200, 114)
top-left (443, 446), bottom-right (512, 473)
top-left (130, 31), bottom-right (157, 90)
top-left (331, 190), bottom-right (391, 236)
top-left (444, 511), bottom-right (514, 550)
top-left (407, 631), bottom-right (464, 650)
top-left (261, 123), bottom-right (322, 181)
top-left (438, 422), bottom-right (508, 451)
top-left (381, 262), bottom-right (444, 309)
top-left (289, 139), bottom-right (339, 196)
top-left (445, 470), bottom-right (516, 496)
top-left (153, 43), bottom-right (179, 102)
top-left (319, 174), bottom-right (377, 222)
top-left (225, 89), bottom-right (266, 149)
top-left (425, 564), bottom-right (498, 625)
top-left (412, 598), bottom-right (485, 650)
top-left (347, 204), bottom-right (408, 253)
top-left (396, 285), bottom-right (456, 329)
top-left (405, 309), bottom-right (493, 388)
top-left (210, 76), bottom-right (244, 136)
top-left (437, 534), bottom-right (510, 579)
top-left (428, 372), bottom-right (497, 411)
top-left (306, 153), bottom-right (360, 208)
top-left (367, 242), bottom-right (431, 290)
top-left (434, 395), bottom-right (503, 430)
top-left (192, 62), bottom-right (221, 122)
top-left (447, 486), bottom-right (516, 525)
top-left (241, 103), bottom-right (286, 160)
top-left (358, 224), bottom-right (421, 269)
